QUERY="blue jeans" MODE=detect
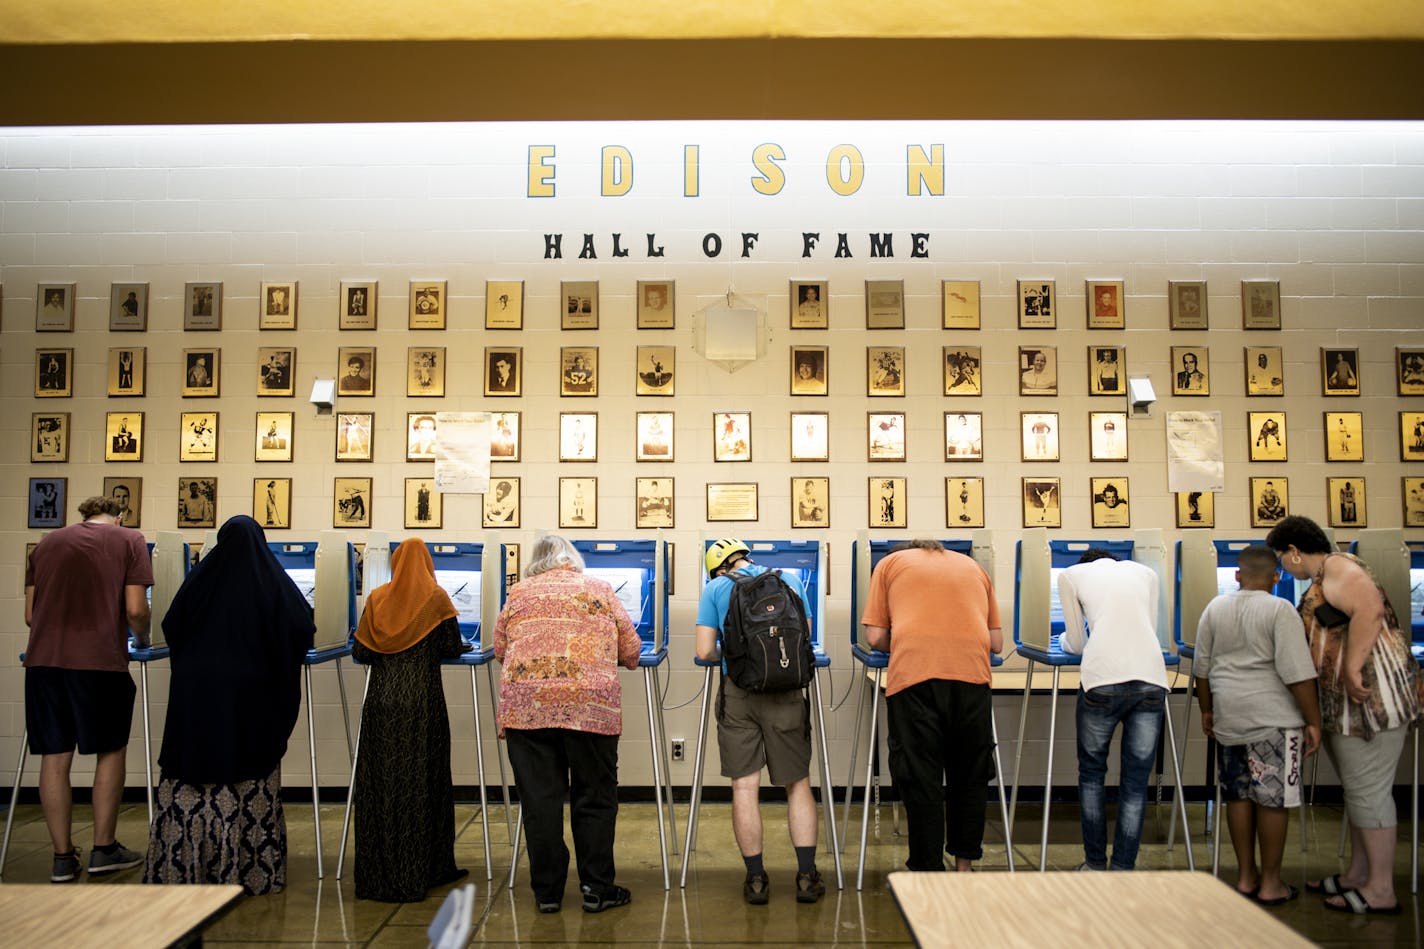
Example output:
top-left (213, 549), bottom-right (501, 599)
top-left (1076, 681), bottom-right (1166, 870)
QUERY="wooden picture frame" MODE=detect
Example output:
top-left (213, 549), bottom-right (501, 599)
top-left (1396, 347), bottom-right (1424, 396)
top-left (483, 477), bottom-right (520, 528)
top-left (109, 282), bottom-right (148, 331)
top-left (1403, 477), bottom-right (1424, 528)
top-left (944, 346), bottom-right (982, 396)
top-left (706, 483), bottom-right (759, 522)
top-left (636, 477), bottom-right (675, 529)
top-left (335, 412), bottom-right (373, 462)
top-left (790, 412), bottom-right (829, 463)
top-left (1086, 280), bottom-right (1125, 329)
top-left (178, 477), bottom-right (218, 529)
top-left (490, 411), bottom-right (521, 462)
top-left (36, 283), bottom-right (75, 332)
top-left (559, 477), bottom-right (597, 528)
top-left (713, 412), bottom-right (752, 462)
top-left (636, 345), bottom-right (675, 396)
top-left (256, 347), bottom-right (295, 397)
top-left (1089, 411), bottom-right (1129, 462)
top-left (1170, 346), bottom-right (1210, 396)
top-left (406, 412), bottom-right (439, 462)
top-left (1250, 477), bottom-right (1289, 529)
top-left (868, 412), bottom-right (905, 462)
top-left (485, 280), bottom-right (524, 329)
top-left (104, 476), bottom-right (141, 529)
top-left (559, 412), bottom-right (598, 462)
top-left (946, 476), bottom-right (986, 528)
top-left (637, 280), bottom-right (675, 329)
top-left (336, 347), bottom-right (375, 397)
top-left (1017, 279), bottom-right (1055, 329)
top-left (179, 412), bottom-right (219, 462)
top-left (255, 411), bottom-right (294, 462)
top-left (944, 412), bottom-right (983, 462)
top-left (1322, 348), bottom-right (1361, 396)
top-left (635, 411), bottom-right (673, 462)
top-left (1087, 346), bottom-right (1125, 396)
top-left (105, 412), bottom-right (144, 462)
top-left (941, 280), bottom-right (980, 329)
top-left (560, 346), bottom-right (598, 396)
top-left (1175, 490), bottom-right (1215, 529)
top-left (869, 477), bottom-right (907, 528)
top-left (107, 347), bottom-right (146, 397)
top-left (28, 477), bottom-right (67, 529)
top-left (1021, 412), bottom-right (1060, 462)
top-left (259, 281), bottom-right (297, 330)
top-left (1242, 279), bottom-right (1281, 330)
top-left (1018, 346), bottom-right (1058, 395)
top-left (404, 477), bottom-right (442, 529)
top-left (865, 279), bottom-right (905, 329)
top-left (31, 412), bottom-right (69, 463)
top-left (184, 281), bottom-right (223, 331)
top-left (1022, 477), bottom-right (1061, 528)
top-left (182, 348), bottom-right (220, 398)
top-left (791, 477), bottom-right (830, 529)
top-left (333, 477), bottom-right (372, 528)
top-left (1168, 280), bottom-right (1208, 330)
top-left (408, 280), bottom-right (446, 330)
top-left (791, 280), bottom-right (828, 329)
top-left (36, 348), bottom-right (73, 397)
top-left (1248, 411), bottom-right (1287, 462)
top-left (791, 346), bottom-right (828, 396)
top-left (561, 280), bottom-right (599, 330)
top-left (407, 347), bottom-right (446, 398)
top-left (1325, 411), bottom-right (1364, 462)
top-left (1090, 477), bottom-right (1131, 528)
top-left (255, 478), bottom-right (291, 530)
top-left (339, 280), bottom-right (377, 330)
top-left (1245, 346), bottom-right (1285, 396)
top-left (484, 347), bottom-right (522, 396)
top-left (1327, 477), bottom-right (1367, 529)
top-left (867, 346), bottom-right (905, 397)
top-left (1400, 412), bottom-right (1424, 462)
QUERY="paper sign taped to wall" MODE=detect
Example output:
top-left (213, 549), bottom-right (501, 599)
top-left (1166, 411), bottom-right (1225, 493)
top-left (434, 412), bottom-right (491, 494)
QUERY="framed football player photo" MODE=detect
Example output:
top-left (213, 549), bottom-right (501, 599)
top-left (1250, 477), bottom-right (1289, 529)
top-left (791, 477), bottom-right (829, 529)
top-left (1248, 411), bottom-right (1287, 462)
top-left (946, 476), bottom-right (985, 528)
top-left (943, 346), bottom-right (982, 396)
top-left (560, 346), bottom-right (598, 396)
top-left (1089, 411), bottom-right (1128, 462)
top-left (405, 477), bottom-right (442, 529)
top-left (1324, 411), bottom-right (1364, 462)
top-left (713, 412), bottom-right (752, 462)
top-left (1175, 490), bottom-right (1215, 528)
top-left (1327, 477), bottom-right (1366, 529)
top-left (635, 411), bottom-right (673, 462)
top-left (255, 411), bottom-right (294, 462)
top-left (483, 477), bottom-right (520, 528)
top-left (179, 412), bottom-right (219, 462)
top-left (636, 477), bottom-right (675, 529)
top-left (867, 346), bottom-right (905, 397)
top-left (1021, 412), bottom-right (1060, 462)
top-left (1090, 477), bottom-right (1131, 528)
top-left (255, 478), bottom-right (291, 530)
top-left (107, 347), bottom-right (146, 397)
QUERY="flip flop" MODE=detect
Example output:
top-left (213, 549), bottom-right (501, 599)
top-left (1305, 874), bottom-right (1345, 895)
top-left (1254, 884), bottom-right (1299, 906)
top-left (1325, 889), bottom-right (1403, 916)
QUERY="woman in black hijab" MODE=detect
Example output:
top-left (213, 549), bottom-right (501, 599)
top-left (144, 515), bottom-right (314, 894)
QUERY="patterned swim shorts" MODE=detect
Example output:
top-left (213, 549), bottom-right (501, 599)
top-left (1217, 727), bottom-right (1304, 809)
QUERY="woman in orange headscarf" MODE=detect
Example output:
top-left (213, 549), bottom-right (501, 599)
top-left (351, 539), bottom-right (469, 903)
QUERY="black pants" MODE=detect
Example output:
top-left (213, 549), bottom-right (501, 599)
top-left (505, 728), bottom-right (620, 903)
top-left (886, 678), bottom-right (995, 868)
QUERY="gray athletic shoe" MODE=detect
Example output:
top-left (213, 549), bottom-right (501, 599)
top-left (88, 842), bottom-right (143, 876)
top-left (51, 848), bottom-right (81, 883)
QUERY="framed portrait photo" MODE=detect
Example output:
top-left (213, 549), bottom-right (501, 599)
top-left (36, 283), bottom-right (75, 332)
top-left (31, 412), bottom-right (69, 463)
top-left (865, 279), bottom-right (905, 329)
top-left (28, 477), bottom-right (67, 529)
top-left (490, 411), bottom-right (521, 462)
top-left (1248, 411), bottom-right (1287, 462)
top-left (485, 280), bottom-right (524, 330)
top-left (1403, 478), bottom-right (1424, 528)
top-left (182, 348), bottom-right (220, 398)
top-left (635, 411), bottom-right (673, 462)
top-left (254, 478), bottom-right (291, 531)
top-left (179, 412), bottom-right (219, 463)
top-left (791, 477), bottom-right (830, 529)
top-left (1017, 279), bottom-right (1055, 329)
top-left (1324, 411), bottom-right (1364, 462)
top-left (1086, 280), bottom-right (1125, 329)
top-left (713, 412), bottom-right (752, 462)
top-left (483, 477), bottom-right (520, 528)
top-left (104, 412), bottom-right (144, 462)
top-left (484, 347), bottom-right (521, 397)
top-left (790, 346), bottom-right (828, 396)
top-left (1018, 346), bottom-right (1058, 395)
top-left (1168, 280), bottom-right (1208, 330)
top-left (944, 347), bottom-right (982, 396)
top-left (406, 412), bottom-right (439, 462)
top-left (944, 412), bottom-right (983, 462)
top-left (560, 346), bottom-right (598, 396)
top-left (1250, 477), bottom-right (1289, 529)
top-left (1400, 412), bottom-right (1424, 462)
top-left (637, 280), bottom-right (675, 330)
top-left (259, 281), bottom-right (297, 330)
top-left (1087, 346), bottom-right (1125, 396)
top-left (256, 347), bottom-right (295, 397)
top-left (636, 477), bottom-right (675, 529)
top-left (1245, 346), bottom-right (1285, 396)
top-left (183, 282), bottom-right (223, 331)
top-left (1090, 477), bottom-right (1131, 528)
top-left (1242, 279), bottom-right (1281, 330)
top-left (333, 477), bottom-right (372, 528)
top-left (103, 476), bottom-right (142, 529)
top-left (1396, 347), bottom-right (1424, 396)
top-left (561, 280), bottom-right (599, 330)
top-left (335, 412), bottom-right (373, 462)
top-left (35, 348), bottom-right (73, 397)
top-left (1089, 411), bottom-right (1129, 462)
top-left (1175, 490), bottom-right (1214, 529)
top-left (336, 346), bottom-right (375, 397)
top-left (790, 280), bottom-right (828, 329)
top-left (946, 476), bottom-right (985, 528)
top-left (109, 282), bottom-right (148, 331)
top-left (408, 280), bottom-right (446, 330)
top-left (636, 345), bottom-right (675, 396)
top-left (868, 412), bottom-right (905, 462)
top-left (560, 412), bottom-right (598, 462)
top-left (1170, 346), bottom-right (1209, 396)
top-left (178, 477), bottom-right (218, 529)
top-left (942, 280), bottom-right (980, 330)
top-left (868, 346), bottom-right (905, 397)
top-left (559, 477), bottom-right (598, 528)
top-left (1021, 412), bottom-right (1060, 462)
top-left (1327, 477), bottom-right (1367, 529)
top-left (790, 412), bottom-right (829, 463)
top-left (407, 347), bottom-right (446, 398)
top-left (1022, 477), bottom-right (1061, 528)
top-left (339, 280), bottom-right (377, 330)
top-left (869, 477), bottom-right (907, 529)
top-left (255, 411), bottom-right (294, 462)
top-left (107, 347), bottom-right (146, 397)
top-left (1321, 348), bottom-right (1361, 396)
top-left (706, 483), bottom-right (759, 522)
top-left (404, 477), bottom-right (442, 530)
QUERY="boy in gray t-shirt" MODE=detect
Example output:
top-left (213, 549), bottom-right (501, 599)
top-left (1195, 544), bottom-right (1321, 906)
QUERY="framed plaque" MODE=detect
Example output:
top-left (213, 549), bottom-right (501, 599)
top-left (869, 477), bottom-right (907, 528)
top-left (790, 412), bottom-right (829, 463)
top-left (35, 349), bottom-right (73, 397)
top-left (1250, 477), bottom-right (1289, 529)
top-left (491, 411), bottom-right (521, 462)
top-left (791, 281), bottom-right (828, 329)
top-left (1176, 490), bottom-right (1214, 529)
top-left (791, 477), bottom-right (829, 529)
top-left (636, 477), bottom-right (675, 529)
top-left (946, 476), bottom-right (985, 528)
top-left (1086, 280), bottom-right (1125, 329)
top-left (485, 280), bottom-right (524, 329)
top-left (408, 280), bottom-right (446, 330)
top-left (1169, 280), bottom-right (1208, 330)
top-left (942, 280), bottom-right (980, 329)
top-left (560, 346), bottom-right (598, 396)
top-left (706, 483), bottom-right (759, 522)
top-left (1397, 347), bottom-right (1424, 395)
top-left (559, 477), bottom-right (598, 528)
top-left (179, 412), bottom-right (219, 462)
top-left (182, 348), bottom-right (221, 398)
top-left (868, 347), bottom-right (905, 397)
top-left (1403, 478), bottom-right (1424, 528)
top-left (1023, 477), bottom-right (1061, 528)
top-left (1245, 346), bottom-right (1284, 396)
top-left (1170, 346), bottom-right (1210, 396)
top-left (561, 280), bottom-right (599, 330)
top-left (109, 283), bottom-right (148, 331)
top-left (255, 478), bottom-right (292, 530)
top-left (183, 281), bottom-right (223, 331)
top-left (336, 347), bottom-right (375, 397)
top-left (104, 476), bottom-right (142, 528)
top-left (255, 411), bottom-right (294, 462)
top-left (484, 348), bottom-right (521, 396)
top-left (1019, 346), bottom-right (1058, 395)
top-left (31, 413), bottom-right (70, 462)
top-left (1327, 476), bottom-right (1366, 529)
top-left (636, 346), bottom-right (675, 396)
top-left (336, 412), bottom-right (373, 462)
top-left (944, 412), bottom-right (983, 462)
top-left (484, 477), bottom-right (520, 528)
top-left (560, 413), bottom-right (598, 462)
top-left (1322, 348), bottom-right (1360, 396)
top-left (36, 283), bottom-right (75, 332)
top-left (28, 478), bottom-right (67, 529)
top-left (333, 477), bottom-right (372, 528)
top-left (108, 347), bottom-right (146, 397)
top-left (260, 281), bottom-right (297, 330)
top-left (1017, 280), bottom-right (1055, 329)
top-left (257, 347), bottom-right (295, 397)
top-left (635, 411), bottom-right (673, 462)
top-left (865, 279), bottom-right (905, 329)
top-left (405, 477), bottom-right (442, 529)
top-left (1090, 477), bottom-right (1131, 528)
top-left (1021, 412), bottom-right (1060, 462)
top-left (713, 412), bottom-right (752, 462)
top-left (1089, 411), bottom-right (1128, 462)
top-left (407, 347), bottom-right (446, 397)
top-left (1242, 279), bottom-right (1281, 330)
top-left (944, 347), bottom-right (982, 395)
top-left (1324, 411), bottom-right (1364, 462)
top-left (105, 412), bottom-right (144, 462)
top-left (868, 413), bottom-right (905, 462)
top-left (339, 281), bottom-right (377, 329)
top-left (178, 477), bottom-right (218, 529)
top-left (637, 280), bottom-right (675, 329)
top-left (1248, 411), bottom-right (1287, 462)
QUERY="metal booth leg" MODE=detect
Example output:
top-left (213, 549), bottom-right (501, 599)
top-left (1007, 658), bottom-right (1037, 833)
top-left (1411, 721), bottom-right (1418, 895)
top-left (336, 668), bottom-right (372, 879)
top-left (1167, 668), bottom-right (1194, 852)
top-left (0, 727), bottom-right (30, 880)
top-left (678, 666), bottom-right (715, 888)
top-left (469, 667), bottom-right (493, 881)
top-left (139, 660), bottom-right (154, 829)
top-left (642, 667), bottom-right (670, 890)
top-left (507, 803), bottom-right (524, 890)
top-left (810, 670), bottom-right (843, 888)
top-left (303, 665), bottom-right (325, 878)
top-left (1160, 699), bottom-right (1194, 871)
top-left (485, 664), bottom-right (514, 839)
top-left (855, 667), bottom-right (884, 891)
top-left (335, 657), bottom-right (353, 761)
top-left (989, 704), bottom-right (1014, 872)
top-left (1211, 780), bottom-right (1222, 877)
top-left (840, 665), bottom-right (869, 854)
top-left (652, 665), bottom-right (680, 856)
top-left (1038, 667), bottom-right (1060, 872)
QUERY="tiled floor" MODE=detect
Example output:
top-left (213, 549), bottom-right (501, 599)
top-left (1, 795), bottom-right (1420, 946)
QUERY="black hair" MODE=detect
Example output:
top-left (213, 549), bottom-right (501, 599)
top-left (1076, 548), bottom-right (1121, 564)
top-left (1264, 515), bottom-right (1332, 555)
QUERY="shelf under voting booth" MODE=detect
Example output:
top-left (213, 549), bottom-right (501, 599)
top-left (1006, 529), bottom-right (1193, 872)
top-left (843, 531), bottom-right (1012, 890)
top-left (680, 539), bottom-right (843, 891)
top-left (0, 533), bottom-right (190, 880)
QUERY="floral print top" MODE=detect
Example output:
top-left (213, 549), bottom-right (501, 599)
top-left (493, 566), bottom-right (642, 736)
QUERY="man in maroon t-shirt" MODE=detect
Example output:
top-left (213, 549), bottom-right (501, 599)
top-left (24, 495), bottom-right (152, 882)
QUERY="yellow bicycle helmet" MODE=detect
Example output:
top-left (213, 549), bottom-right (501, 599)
top-left (704, 538), bottom-right (751, 579)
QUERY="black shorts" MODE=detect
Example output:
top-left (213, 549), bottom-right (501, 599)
top-left (25, 666), bottom-right (136, 756)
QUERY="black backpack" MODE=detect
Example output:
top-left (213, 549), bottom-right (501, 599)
top-left (721, 569), bottom-right (815, 692)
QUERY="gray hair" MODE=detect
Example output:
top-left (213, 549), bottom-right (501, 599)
top-left (524, 534), bottom-right (585, 578)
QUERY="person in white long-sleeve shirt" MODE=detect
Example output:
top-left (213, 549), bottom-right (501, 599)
top-left (1057, 549), bottom-right (1168, 871)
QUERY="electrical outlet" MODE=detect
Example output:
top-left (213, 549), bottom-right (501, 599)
top-left (671, 739), bottom-right (685, 762)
